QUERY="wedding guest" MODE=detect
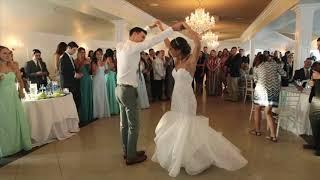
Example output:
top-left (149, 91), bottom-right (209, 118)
top-left (53, 42), bottom-right (67, 82)
top-left (206, 50), bottom-right (222, 96)
top-left (225, 47), bottom-right (242, 101)
top-left (164, 51), bottom-right (175, 99)
top-left (137, 53), bottom-right (150, 109)
top-left (60, 41), bottom-right (82, 111)
top-left (152, 50), bottom-right (166, 101)
top-left (20, 67), bottom-right (29, 92)
top-left (141, 52), bottom-right (153, 101)
top-left (194, 51), bottom-right (206, 95)
top-left (105, 49), bottom-right (119, 115)
top-left (0, 45), bottom-right (32, 158)
top-left (293, 58), bottom-right (312, 89)
top-left (281, 53), bottom-right (294, 86)
top-left (250, 54), bottom-right (286, 142)
top-left (25, 49), bottom-right (49, 88)
top-left (75, 47), bottom-right (93, 125)
top-left (304, 62), bottom-right (320, 156)
top-left (92, 49), bottom-right (110, 119)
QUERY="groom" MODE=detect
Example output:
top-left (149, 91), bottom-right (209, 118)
top-left (116, 21), bottom-right (184, 165)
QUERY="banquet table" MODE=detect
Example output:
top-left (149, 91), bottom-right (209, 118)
top-left (278, 87), bottom-right (312, 136)
top-left (22, 93), bottom-right (80, 146)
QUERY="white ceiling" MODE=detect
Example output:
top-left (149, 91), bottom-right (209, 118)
top-left (1, 0), bottom-right (116, 41)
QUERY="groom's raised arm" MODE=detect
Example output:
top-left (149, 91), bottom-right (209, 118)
top-left (135, 22), bottom-right (184, 52)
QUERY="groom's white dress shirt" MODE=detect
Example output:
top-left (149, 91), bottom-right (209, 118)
top-left (116, 28), bottom-right (174, 88)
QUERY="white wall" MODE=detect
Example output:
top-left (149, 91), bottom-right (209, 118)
top-left (0, 0), bottom-right (116, 75)
top-left (1, 29), bottom-right (115, 75)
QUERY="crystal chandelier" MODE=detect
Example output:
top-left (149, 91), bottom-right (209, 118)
top-left (202, 31), bottom-right (219, 48)
top-left (185, 0), bottom-right (215, 34)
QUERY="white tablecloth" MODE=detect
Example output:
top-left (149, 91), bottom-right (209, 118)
top-left (22, 94), bottom-right (80, 146)
top-left (279, 87), bottom-right (312, 135)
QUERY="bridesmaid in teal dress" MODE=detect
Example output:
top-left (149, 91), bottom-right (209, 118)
top-left (104, 49), bottom-right (119, 115)
top-left (0, 46), bottom-right (32, 157)
top-left (75, 47), bottom-right (93, 124)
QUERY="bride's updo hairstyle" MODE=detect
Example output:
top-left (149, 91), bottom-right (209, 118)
top-left (170, 37), bottom-right (191, 58)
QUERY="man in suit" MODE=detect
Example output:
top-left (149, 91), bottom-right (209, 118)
top-left (293, 57), bottom-right (313, 89)
top-left (224, 47), bottom-right (242, 102)
top-left (59, 41), bottom-right (83, 111)
top-left (25, 49), bottom-right (49, 88)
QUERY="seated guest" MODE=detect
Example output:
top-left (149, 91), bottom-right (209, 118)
top-left (293, 58), bottom-right (313, 88)
top-left (25, 49), bottom-right (49, 88)
top-left (304, 62), bottom-right (320, 156)
top-left (0, 46), bottom-right (32, 158)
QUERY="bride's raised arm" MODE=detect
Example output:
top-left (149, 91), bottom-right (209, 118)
top-left (181, 22), bottom-right (201, 67)
top-left (156, 21), bottom-right (171, 48)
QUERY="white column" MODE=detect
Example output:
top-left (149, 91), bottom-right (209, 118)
top-left (294, 5), bottom-right (315, 70)
top-left (0, 0), bottom-right (6, 43)
top-left (112, 20), bottom-right (128, 43)
top-left (249, 38), bottom-right (255, 68)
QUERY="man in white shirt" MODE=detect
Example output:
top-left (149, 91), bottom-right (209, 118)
top-left (152, 50), bottom-right (166, 101)
top-left (116, 21), bottom-right (184, 165)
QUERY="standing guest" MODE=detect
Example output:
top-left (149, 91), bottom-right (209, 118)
top-left (88, 50), bottom-right (94, 61)
top-left (164, 51), bottom-right (175, 99)
top-left (75, 47), bottom-right (93, 125)
top-left (25, 49), bottom-right (49, 88)
top-left (137, 54), bottom-right (150, 109)
top-left (105, 49), bottom-right (120, 115)
top-left (203, 46), bottom-right (209, 61)
top-left (217, 51), bottom-right (222, 58)
top-left (53, 42), bottom-right (67, 82)
top-left (152, 50), bottom-right (166, 101)
top-left (140, 52), bottom-right (153, 101)
top-left (281, 53), bottom-right (294, 86)
top-left (92, 49), bottom-right (110, 119)
top-left (0, 46), bottom-right (32, 158)
top-left (281, 51), bottom-right (291, 63)
top-left (225, 47), bottom-right (242, 101)
top-left (194, 51), bottom-right (206, 95)
top-left (149, 48), bottom-right (156, 101)
top-left (206, 50), bottom-right (222, 96)
top-left (304, 62), bottom-right (320, 156)
top-left (60, 41), bottom-right (82, 111)
top-left (20, 67), bottom-right (29, 92)
top-left (250, 54), bottom-right (286, 142)
top-left (221, 48), bottom-right (229, 92)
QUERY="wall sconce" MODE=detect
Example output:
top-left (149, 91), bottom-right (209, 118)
top-left (5, 36), bottom-right (24, 50)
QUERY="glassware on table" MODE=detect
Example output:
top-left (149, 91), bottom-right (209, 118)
top-left (29, 83), bottom-right (38, 99)
top-left (63, 88), bottom-right (69, 94)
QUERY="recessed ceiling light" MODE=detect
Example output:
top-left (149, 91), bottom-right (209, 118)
top-left (149, 3), bottom-right (159, 7)
top-left (235, 17), bottom-right (244, 20)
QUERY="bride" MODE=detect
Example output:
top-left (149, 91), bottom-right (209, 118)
top-left (151, 22), bottom-right (248, 177)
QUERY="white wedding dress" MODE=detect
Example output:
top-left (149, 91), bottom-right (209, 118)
top-left (152, 68), bottom-right (248, 177)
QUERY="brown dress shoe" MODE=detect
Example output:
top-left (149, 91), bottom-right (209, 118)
top-left (126, 154), bottom-right (147, 165)
top-left (123, 151), bottom-right (145, 159)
